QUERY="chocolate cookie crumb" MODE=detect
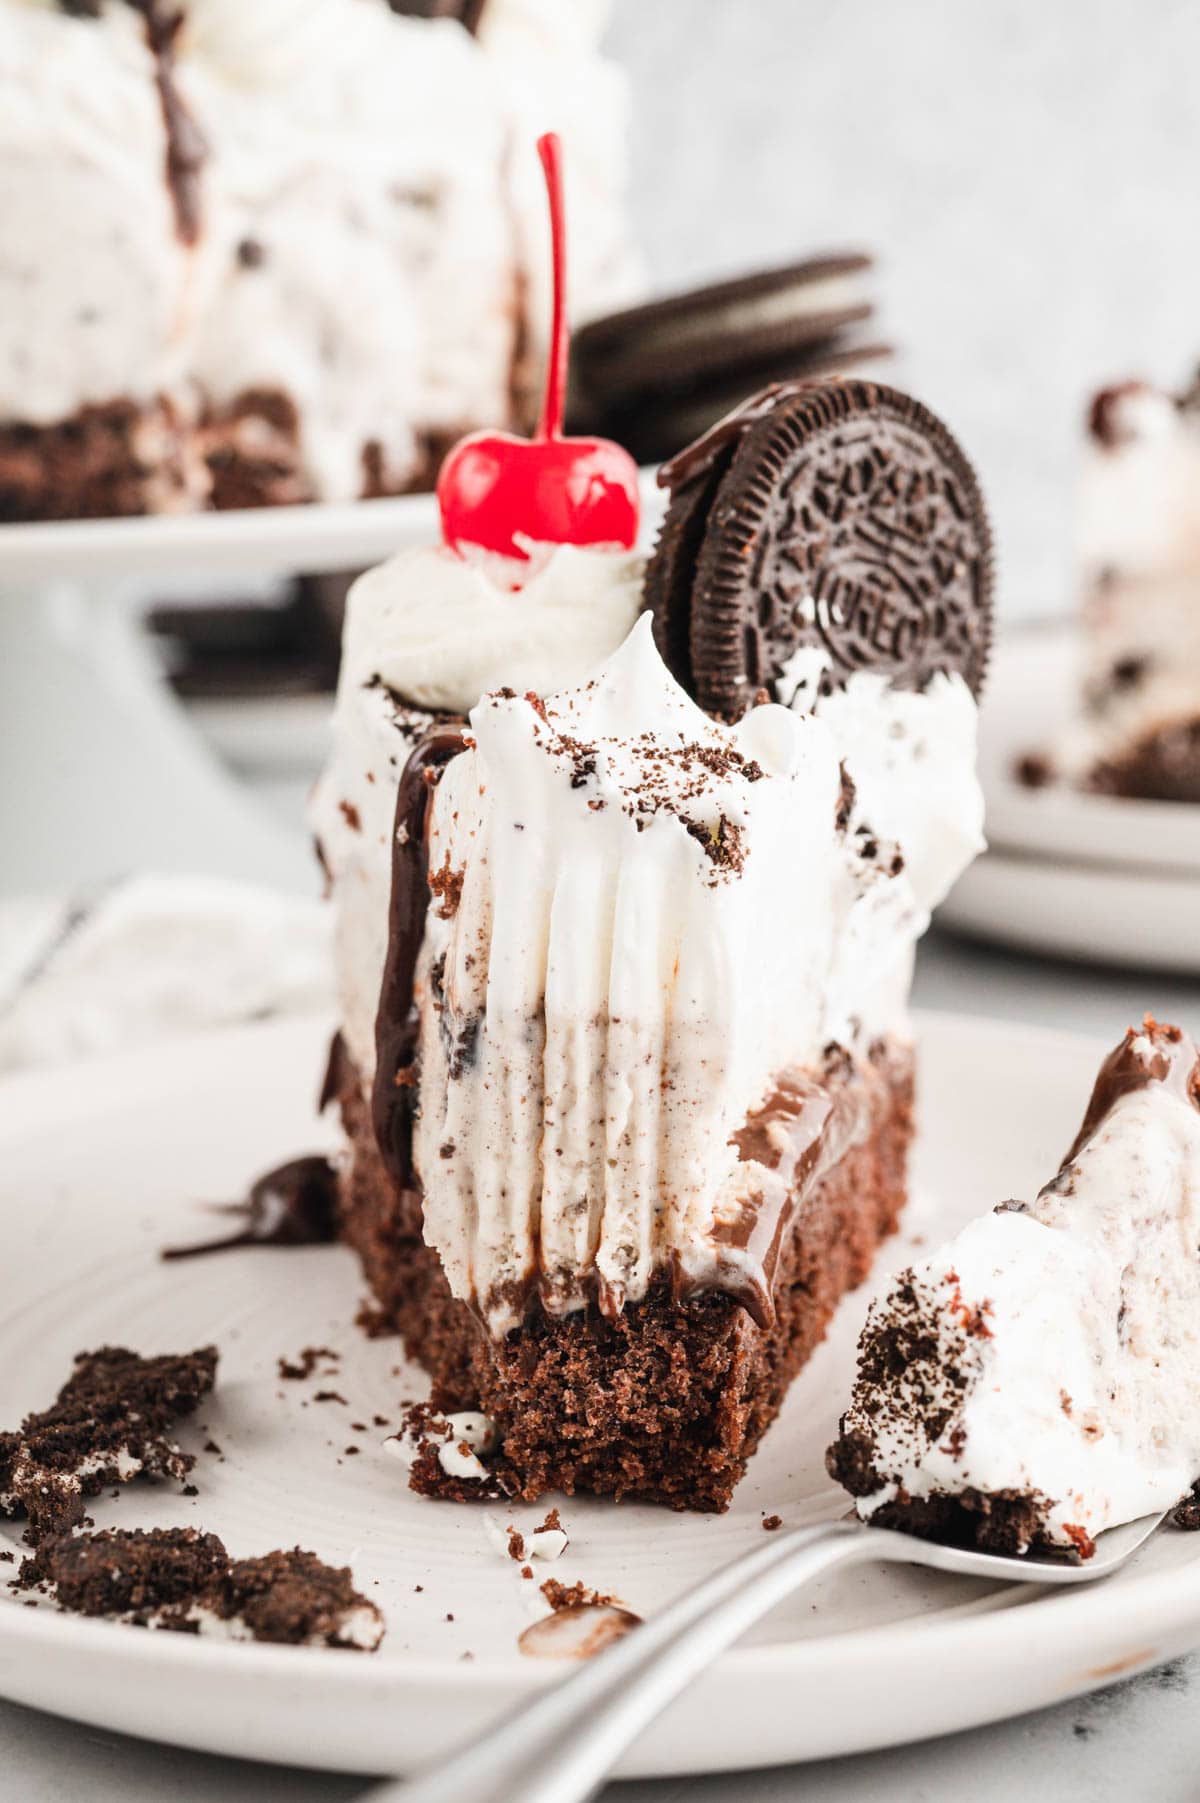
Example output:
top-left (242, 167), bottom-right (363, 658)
top-left (277, 1346), bottom-right (339, 1382)
top-left (1172, 1483), bottom-right (1200, 1531)
top-left (541, 1578), bottom-right (621, 1612)
top-left (0, 1346), bottom-right (217, 1544)
top-left (22, 1528), bottom-right (383, 1650)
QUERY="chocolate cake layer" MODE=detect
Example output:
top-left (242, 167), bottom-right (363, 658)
top-left (0, 400), bottom-right (200, 522)
top-left (0, 392), bottom-right (450, 522)
top-left (337, 1041), bottom-right (914, 1512)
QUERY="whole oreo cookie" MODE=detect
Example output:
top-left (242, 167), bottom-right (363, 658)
top-left (647, 379), bottom-right (994, 715)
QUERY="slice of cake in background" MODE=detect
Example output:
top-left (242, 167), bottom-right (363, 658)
top-left (312, 283), bottom-right (993, 1504)
top-left (829, 1018), bottom-right (1200, 1556)
top-left (0, 0), bottom-right (639, 520)
top-left (1073, 377), bottom-right (1200, 801)
top-left (1020, 372), bottom-right (1200, 802)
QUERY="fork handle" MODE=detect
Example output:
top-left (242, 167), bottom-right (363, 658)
top-left (371, 1519), bottom-right (876, 1803)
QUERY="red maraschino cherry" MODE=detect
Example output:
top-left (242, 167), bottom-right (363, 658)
top-left (437, 133), bottom-right (640, 561)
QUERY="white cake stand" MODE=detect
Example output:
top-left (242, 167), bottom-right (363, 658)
top-left (0, 495), bottom-right (443, 899)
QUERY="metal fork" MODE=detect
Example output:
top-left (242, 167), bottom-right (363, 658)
top-left (370, 1509), bottom-right (1166, 1803)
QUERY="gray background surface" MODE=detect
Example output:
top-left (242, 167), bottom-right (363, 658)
top-left (607, 0), bottom-right (1200, 620)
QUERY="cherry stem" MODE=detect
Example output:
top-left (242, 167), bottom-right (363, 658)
top-left (535, 132), bottom-right (567, 443)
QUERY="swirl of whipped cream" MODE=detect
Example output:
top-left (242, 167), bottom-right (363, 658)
top-left (338, 542), bottom-right (646, 714)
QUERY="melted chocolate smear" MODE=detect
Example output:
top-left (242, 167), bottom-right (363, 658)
top-left (657, 380), bottom-right (819, 492)
top-left (1063, 1017), bottom-right (1200, 1169)
top-left (67, 3), bottom-right (208, 244)
top-left (161, 1157), bottom-right (338, 1261)
top-left (143, 5), bottom-right (207, 245)
top-left (319, 1030), bottom-right (351, 1114)
top-left (372, 728), bottom-right (468, 1192)
top-left (386, 0), bottom-right (488, 27)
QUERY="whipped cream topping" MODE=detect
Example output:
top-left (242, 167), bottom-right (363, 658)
top-left (1062, 382), bottom-right (1200, 775)
top-left (411, 618), bottom-right (983, 1333)
top-left (310, 543), bottom-right (646, 1077)
top-left (338, 542), bottom-right (647, 716)
top-left (838, 1023), bottom-right (1200, 1550)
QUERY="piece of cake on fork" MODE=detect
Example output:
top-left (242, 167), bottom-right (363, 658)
top-left (829, 1019), bottom-right (1200, 1556)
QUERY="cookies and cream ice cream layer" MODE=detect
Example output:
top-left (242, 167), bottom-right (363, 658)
top-left (406, 616), bottom-right (983, 1333)
top-left (832, 1020), bottom-right (1200, 1553)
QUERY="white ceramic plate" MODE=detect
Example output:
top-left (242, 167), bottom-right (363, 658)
top-left (938, 845), bottom-right (1200, 974)
top-left (2, 1011), bottom-right (1200, 1779)
top-left (979, 624), bottom-right (1200, 877)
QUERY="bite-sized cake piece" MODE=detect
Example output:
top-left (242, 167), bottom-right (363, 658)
top-left (830, 1019), bottom-right (1200, 1556)
top-left (0, 1345), bottom-right (217, 1543)
top-left (0, 0), bottom-right (639, 520)
top-left (22, 1527), bottom-right (384, 1650)
top-left (1038, 374), bottom-right (1200, 800)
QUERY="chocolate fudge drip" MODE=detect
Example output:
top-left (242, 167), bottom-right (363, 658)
top-left (58, 2), bottom-right (207, 244)
top-left (1062, 1018), bottom-right (1200, 1168)
top-left (684, 1047), bottom-right (877, 1328)
top-left (372, 728), bottom-right (468, 1193)
top-left (657, 380), bottom-right (818, 493)
top-left (386, 0), bottom-right (488, 30)
top-left (140, 3), bottom-right (208, 246)
top-left (161, 1157), bottom-right (339, 1260)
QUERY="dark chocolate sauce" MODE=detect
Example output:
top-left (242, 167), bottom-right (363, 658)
top-left (371, 728), bottom-right (467, 1192)
top-left (59, 3), bottom-right (208, 243)
top-left (675, 1047), bottom-right (881, 1328)
top-left (161, 1156), bottom-right (339, 1261)
top-left (141, 4), bottom-right (207, 246)
top-left (657, 380), bottom-right (815, 492)
top-left (1063, 1019), bottom-right (1200, 1168)
top-left (319, 1030), bottom-right (351, 1114)
top-left (385, 0), bottom-right (487, 29)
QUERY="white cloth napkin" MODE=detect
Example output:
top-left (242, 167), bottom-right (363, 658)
top-left (0, 874), bottom-right (333, 1072)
